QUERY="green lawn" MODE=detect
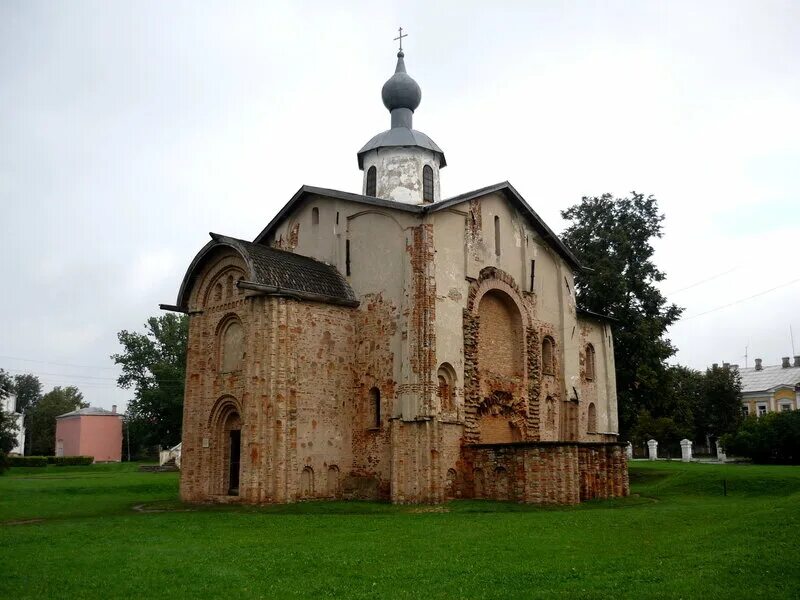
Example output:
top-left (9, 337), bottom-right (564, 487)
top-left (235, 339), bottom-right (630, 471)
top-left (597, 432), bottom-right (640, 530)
top-left (1, 462), bottom-right (799, 599)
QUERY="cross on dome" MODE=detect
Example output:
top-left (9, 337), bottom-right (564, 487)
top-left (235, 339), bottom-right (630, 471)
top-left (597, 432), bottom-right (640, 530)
top-left (393, 26), bottom-right (407, 53)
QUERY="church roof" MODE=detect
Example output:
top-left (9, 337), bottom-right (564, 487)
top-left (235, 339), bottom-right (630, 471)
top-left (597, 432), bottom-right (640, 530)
top-left (357, 128), bottom-right (446, 169)
top-left (253, 183), bottom-right (583, 271)
top-left (168, 233), bottom-right (358, 312)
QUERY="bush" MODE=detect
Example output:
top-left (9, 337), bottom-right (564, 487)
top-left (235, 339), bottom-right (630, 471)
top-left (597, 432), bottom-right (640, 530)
top-left (0, 451), bottom-right (8, 475)
top-left (722, 411), bottom-right (800, 464)
top-left (8, 455), bottom-right (48, 467)
top-left (52, 455), bottom-right (94, 466)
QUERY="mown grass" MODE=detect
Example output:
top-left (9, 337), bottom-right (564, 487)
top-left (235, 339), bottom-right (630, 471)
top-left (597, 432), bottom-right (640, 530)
top-left (1, 461), bottom-right (799, 599)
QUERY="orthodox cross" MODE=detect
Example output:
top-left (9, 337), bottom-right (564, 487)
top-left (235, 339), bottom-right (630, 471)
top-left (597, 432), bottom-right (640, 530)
top-left (394, 27), bottom-right (408, 52)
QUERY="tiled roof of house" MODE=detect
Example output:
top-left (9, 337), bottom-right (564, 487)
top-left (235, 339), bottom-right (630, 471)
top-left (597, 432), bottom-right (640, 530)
top-left (738, 364), bottom-right (800, 393)
top-left (171, 233), bottom-right (357, 311)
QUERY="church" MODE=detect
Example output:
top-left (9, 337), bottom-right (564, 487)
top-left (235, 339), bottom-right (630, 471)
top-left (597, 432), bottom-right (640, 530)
top-left (163, 44), bottom-right (629, 505)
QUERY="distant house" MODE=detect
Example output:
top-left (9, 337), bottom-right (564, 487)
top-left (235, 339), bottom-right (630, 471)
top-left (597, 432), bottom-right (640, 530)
top-left (2, 393), bottom-right (25, 455)
top-left (739, 357), bottom-right (800, 417)
top-left (55, 406), bottom-right (123, 462)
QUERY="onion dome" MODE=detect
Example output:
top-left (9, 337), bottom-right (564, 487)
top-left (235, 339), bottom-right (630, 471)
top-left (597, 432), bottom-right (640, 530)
top-left (381, 51), bottom-right (421, 112)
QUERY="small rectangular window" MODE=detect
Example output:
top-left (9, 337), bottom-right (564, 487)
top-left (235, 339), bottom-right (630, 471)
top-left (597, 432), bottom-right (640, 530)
top-left (758, 405), bottom-right (767, 417)
top-left (345, 240), bottom-right (351, 276)
top-left (530, 260), bottom-right (536, 291)
top-left (494, 216), bottom-right (501, 257)
top-left (336, 211), bottom-right (339, 225)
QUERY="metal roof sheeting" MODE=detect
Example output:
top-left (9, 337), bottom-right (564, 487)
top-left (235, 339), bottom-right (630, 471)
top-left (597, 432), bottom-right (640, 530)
top-left (739, 364), bottom-right (800, 393)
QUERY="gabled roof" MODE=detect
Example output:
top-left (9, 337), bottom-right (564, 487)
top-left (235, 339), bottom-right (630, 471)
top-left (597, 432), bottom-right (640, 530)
top-left (427, 182), bottom-right (582, 270)
top-left (253, 182), bottom-right (583, 270)
top-left (57, 406), bottom-right (120, 419)
top-left (167, 233), bottom-right (358, 312)
top-left (739, 364), bottom-right (800, 394)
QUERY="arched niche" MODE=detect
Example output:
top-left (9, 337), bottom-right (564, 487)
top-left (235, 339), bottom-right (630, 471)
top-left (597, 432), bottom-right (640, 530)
top-left (477, 289), bottom-right (523, 379)
top-left (217, 315), bottom-right (245, 373)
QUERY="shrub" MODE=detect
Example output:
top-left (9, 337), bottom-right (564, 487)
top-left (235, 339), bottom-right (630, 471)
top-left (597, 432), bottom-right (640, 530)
top-left (52, 456), bottom-right (94, 466)
top-left (722, 411), bottom-right (800, 464)
top-left (8, 455), bottom-right (48, 467)
top-left (0, 451), bottom-right (8, 475)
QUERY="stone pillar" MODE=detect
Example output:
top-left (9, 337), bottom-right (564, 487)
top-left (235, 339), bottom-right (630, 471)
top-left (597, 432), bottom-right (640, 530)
top-left (680, 439), bottom-right (692, 462)
top-left (647, 439), bottom-right (658, 461)
top-left (625, 441), bottom-right (633, 459)
top-left (716, 439), bottom-right (727, 462)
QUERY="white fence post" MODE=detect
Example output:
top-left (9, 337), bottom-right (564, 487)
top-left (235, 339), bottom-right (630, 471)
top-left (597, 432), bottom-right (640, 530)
top-left (715, 439), bottom-right (727, 462)
top-left (625, 441), bottom-right (633, 460)
top-left (647, 439), bottom-right (658, 461)
top-left (680, 439), bottom-right (693, 462)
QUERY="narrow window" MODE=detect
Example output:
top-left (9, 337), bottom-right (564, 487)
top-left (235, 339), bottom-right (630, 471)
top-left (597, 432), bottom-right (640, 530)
top-left (437, 363), bottom-right (456, 411)
top-left (422, 165), bottom-right (434, 202)
top-left (312, 207), bottom-right (319, 227)
top-left (587, 403), bottom-right (597, 433)
top-left (335, 211), bottom-right (339, 225)
top-left (585, 344), bottom-right (595, 381)
top-left (529, 260), bottom-right (536, 291)
top-left (542, 336), bottom-right (554, 375)
top-left (369, 387), bottom-right (381, 428)
top-left (366, 166), bottom-right (377, 197)
top-left (494, 215), bottom-right (501, 256)
top-left (345, 240), bottom-right (351, 276)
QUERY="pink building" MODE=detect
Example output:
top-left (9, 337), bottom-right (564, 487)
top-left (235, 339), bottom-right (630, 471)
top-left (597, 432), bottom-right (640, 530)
top-left (55, 406), bottom-right (123, 463)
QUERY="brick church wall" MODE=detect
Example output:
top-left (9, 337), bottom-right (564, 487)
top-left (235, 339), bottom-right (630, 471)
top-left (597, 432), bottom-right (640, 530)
top-left (462, 442), bottom-right (628, 504)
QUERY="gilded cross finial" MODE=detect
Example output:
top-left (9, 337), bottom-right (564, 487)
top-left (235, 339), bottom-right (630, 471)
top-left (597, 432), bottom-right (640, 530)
top-left (394, 26), bottom-right (407, 52)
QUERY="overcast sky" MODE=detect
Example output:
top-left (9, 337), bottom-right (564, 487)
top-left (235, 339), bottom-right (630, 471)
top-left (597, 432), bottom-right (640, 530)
top-left (1, 1), bottom-right (798, 411)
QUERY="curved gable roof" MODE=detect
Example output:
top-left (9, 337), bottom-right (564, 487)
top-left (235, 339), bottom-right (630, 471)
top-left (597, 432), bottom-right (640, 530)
top-left (168, 233), bottom-right (357, 312)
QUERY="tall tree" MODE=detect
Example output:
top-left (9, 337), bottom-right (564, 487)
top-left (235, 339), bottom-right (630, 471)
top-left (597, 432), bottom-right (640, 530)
top-left (561, 192), bottom-right (683, 438)
top-left (27, 386), bottom-right (86, 455)
top-left (15, 374), bottom-right (42, 455)
top-left (14, 374), bottom-right (42, 415)
top-left (0, 369), bottom-right (19, 454)
top-left (700, 364), bottom-right (743, 439)
top-left (112, 313), bottom-right (188, 453)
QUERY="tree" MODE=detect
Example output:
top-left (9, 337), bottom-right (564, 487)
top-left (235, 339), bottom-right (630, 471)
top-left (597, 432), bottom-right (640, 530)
top-left (0, 369), bottom-right (19, 455)
top-left (15, 374), bottom-right (42, 455)
top-left (700, 364), bottom-right (742, 439)
top-left (13, 374), bottom-right (42, 415)
top-left (112, 313), bottom-right (188, 455)
top-left (722, 411), bottom-right (800, 464)
top-left (560, 192), bottom-right (683, 438)
top-left (27, 386), bottom-right (87, 456)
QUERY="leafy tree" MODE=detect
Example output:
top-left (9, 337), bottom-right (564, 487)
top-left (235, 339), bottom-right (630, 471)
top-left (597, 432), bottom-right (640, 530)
top-left (112, 313), bottom-right (188, 454)
top-left (560, 192), bottom-right (683, 438)
top-left (13, 374), bottom-right (42, 415)
top-left (722, 411), bottom-right (800, 464)
top-left (0, 369), bottom-right (20, 455)
top-left (27, 386), bottom-right (87, 456)
top-left (15, 374), bottom-right (42, 455)
top-left (700, 364), bottom-right (742, 439)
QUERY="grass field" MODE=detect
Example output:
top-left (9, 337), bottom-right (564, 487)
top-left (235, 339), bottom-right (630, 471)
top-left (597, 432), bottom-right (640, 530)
top-left (1, 462), bottom-right (799, 599)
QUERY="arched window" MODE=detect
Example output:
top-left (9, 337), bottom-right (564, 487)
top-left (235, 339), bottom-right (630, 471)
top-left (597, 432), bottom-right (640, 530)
top-left (542, 336), bottom-right (555, 375)
top-left (366, 166), bottom-right (377, 197)
top-left (312, 207), bottom-right (319, 227)
top-left (326, 465), bottom-right (339, 496)
top-left (587, 402), bottom-right (597, 433)
top-left (546, 396), bottom-right (556, 428)
top-left (437, 363), bottom-right (456, 411)
top-left (226, 274), bottom-right (234, 298)
top-left (494, 215), bottom-right (501, 256)
top-left (369, 387), bottom-right (381, 428)
top-left (301, 466), bottom-right (314, 497)
top-left (422, 165), bottom-right (434, 202)
top-left (585, 344), bottom-right (596, 381)
top-left (219, 319), bottom-right (244, 372)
